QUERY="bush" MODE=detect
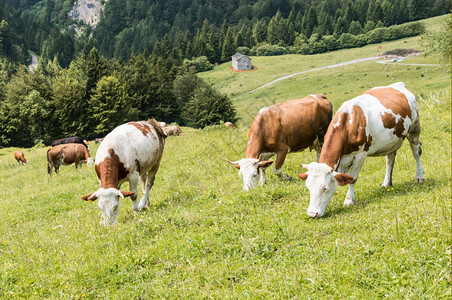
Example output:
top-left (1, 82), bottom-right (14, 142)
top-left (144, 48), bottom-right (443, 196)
top-left (255, 44), bottom-right (289, 56)
top-left (182, 56), bottom-right (213, 73)
top-left (366, 27), bottom-right (387, 44)
top-left (236, 47), bottom-right (251, 56)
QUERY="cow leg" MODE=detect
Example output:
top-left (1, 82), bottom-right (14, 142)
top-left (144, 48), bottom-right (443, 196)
top-left (343, 154), bottom-right (367, 206)
top-left (407, 129), bottom-right (425, 182)
top-left (382, 151), bottom-right (397, 187)
top-left (47, 162), bottom-right (52, 175)
top-left (259, 153), bottom-right (273, 185)
top-left (259, 168), bottom-right (267, 186)
top-left (128, 173), bottom-right (140, 214)
top-left (274, 150), bottom-right (291, 180)
top-left (138, 168), bottom-right (158, 210)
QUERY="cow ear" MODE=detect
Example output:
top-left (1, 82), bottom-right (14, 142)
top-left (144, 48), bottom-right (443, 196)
top-left (82, 193), bottom-right (97, 201)
top-left (120, 191), bottom-right (135, 199)
top-left (298, 173), bottom-right (308, 180)
top-left (258, 160), bottom-right (273, 168)
top-left (226, 159), bottom-right (240, 169)
top-left (334, 173), bottom-right (354, 186)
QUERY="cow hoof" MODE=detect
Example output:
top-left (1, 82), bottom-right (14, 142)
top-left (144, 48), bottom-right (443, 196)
top-left (343, 198), bottom-right (354, 206)
top-left (281, 174), bottom-right (292, 181)
top-left (415, 177), bottom-right (425, 183)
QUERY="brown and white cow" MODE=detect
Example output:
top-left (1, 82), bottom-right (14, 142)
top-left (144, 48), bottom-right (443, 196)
top-left (163, 125), bottom-right (182, 136)
top-left (14, 151), bottom-right (28, 165)
top-left (299, 82), bottom-right (424, 218)
top-left (47, 143), bottom-right (94, 175)
top-left (82, 119), bottom-right (166, 225)
top-left (227, 94), bottom-right (333, 190)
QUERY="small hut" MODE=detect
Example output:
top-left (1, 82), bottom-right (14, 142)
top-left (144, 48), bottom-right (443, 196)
top-left (231, 53), bottom-right (252, 71)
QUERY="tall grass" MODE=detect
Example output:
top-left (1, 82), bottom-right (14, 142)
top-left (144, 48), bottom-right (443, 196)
top-left (0, 15), bottom-right (450, 299)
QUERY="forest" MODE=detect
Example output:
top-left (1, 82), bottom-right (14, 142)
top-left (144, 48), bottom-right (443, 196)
top-left (0, 0), bottom-right (450, 147)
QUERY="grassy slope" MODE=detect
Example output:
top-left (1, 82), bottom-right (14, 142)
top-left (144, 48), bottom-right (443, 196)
top-left (0, 15), bottom-right (450, 298)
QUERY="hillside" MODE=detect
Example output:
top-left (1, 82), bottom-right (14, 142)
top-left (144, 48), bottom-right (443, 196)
top-left (0, 14), bottom-right (450, 298)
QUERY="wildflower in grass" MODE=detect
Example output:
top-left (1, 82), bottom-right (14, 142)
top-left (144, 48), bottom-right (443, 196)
top-left (420, 198), bottom-right (424, 202)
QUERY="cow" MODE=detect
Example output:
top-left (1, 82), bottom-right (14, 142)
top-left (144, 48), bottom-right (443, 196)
top-left (226, 94), bottom-right (333, 191)
top-left (51, 136), bottom-right (89, 149)
top-left (81, 119), bottom-right (166, 225)
top-left (299, 82), bottom-right (424, 218)
top-left (14, 151), bottom-right (28, 165)
top-left (224, 122), bottom-right (234, 128)
top-left (163, 125), bottom-right (182, 136)
top-left (47, 143), bottom-right (94, 175)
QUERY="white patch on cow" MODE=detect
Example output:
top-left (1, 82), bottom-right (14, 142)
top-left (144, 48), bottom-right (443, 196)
top-left (310, 94), bottom-right (319, 100)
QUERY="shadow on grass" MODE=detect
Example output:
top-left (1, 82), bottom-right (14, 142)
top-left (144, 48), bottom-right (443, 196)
top-left (320, 178), bottom-right (439, 219)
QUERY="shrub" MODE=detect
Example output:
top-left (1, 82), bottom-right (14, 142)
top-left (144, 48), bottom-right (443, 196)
top-left (255, 44), bottom-right (289, 56)
top-left (236, 47), bottom-right (251, 56)
top-left (182, 56), bottom-right (213, 73)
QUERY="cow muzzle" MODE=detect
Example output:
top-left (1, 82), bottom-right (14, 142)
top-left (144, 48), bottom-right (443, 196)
top-left (307, 211), bottom-right (319, 218)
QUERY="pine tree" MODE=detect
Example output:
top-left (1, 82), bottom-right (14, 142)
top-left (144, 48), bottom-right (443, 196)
top-left (221, 28), bottom-right (235, 62)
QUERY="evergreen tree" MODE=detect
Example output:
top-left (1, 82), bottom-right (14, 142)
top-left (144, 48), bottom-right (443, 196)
top-left (90, 75), bottom-right (138, 136)
top-left (301, 6), bottom-right (318, 38)
top-left (252, 20), bottom-right (267, 45)
top-left (221, 28), bottom-right (236, 62)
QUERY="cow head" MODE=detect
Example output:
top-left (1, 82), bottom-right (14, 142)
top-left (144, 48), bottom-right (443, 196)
top-left (299, 162), bottom-right (354, 218)
top-left (82, 188), bottom-right (135, 225)
top-left (226, 158), bottom-right (273, 191)
top-left (87, 157), bottom-right (94, 166)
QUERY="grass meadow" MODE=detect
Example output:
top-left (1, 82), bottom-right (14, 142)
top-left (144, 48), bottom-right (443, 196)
top-left (0, 15), bottom-right (450, 299)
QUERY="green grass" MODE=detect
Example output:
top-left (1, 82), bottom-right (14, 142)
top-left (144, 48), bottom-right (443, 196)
top-left (0, 15), bottom-right (450, 299)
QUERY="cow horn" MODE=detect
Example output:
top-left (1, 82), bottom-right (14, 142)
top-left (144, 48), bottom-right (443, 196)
top-left (258, 154), bottom-right (262, 162)
top-left (225, 158), bottom-right (240, 169)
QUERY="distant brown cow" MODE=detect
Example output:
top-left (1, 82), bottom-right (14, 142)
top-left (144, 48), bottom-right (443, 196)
top-left (224, 122), bottom-right (234, 128)
top-left (163, 125), bottom-right (182, 136)
top-left (14, 151), bottom-right (28, 165)
top-left (47, 143), bottom-right (94, 175)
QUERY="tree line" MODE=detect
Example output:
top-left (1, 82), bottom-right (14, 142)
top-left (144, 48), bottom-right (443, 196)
top-left (0, 49), bottom-right (237, 148)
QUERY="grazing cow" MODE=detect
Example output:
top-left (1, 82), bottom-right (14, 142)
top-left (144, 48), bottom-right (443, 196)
top-left (299, 82), bottom-right (424, 218)
top-left (163, 125), bottom-right (182, 136)
top-left (14, 151), bottom-right (28, 165)
top-left (51, 136), bottom-right (88, 149)
top-left (227, 94), bottom-right (333, 191)
top-left (224, 122), bottom-right (234, 128)
top-left (81, 119), bottom-right (166, 225)
top-left (47, 143), bottom-right (94, 175)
